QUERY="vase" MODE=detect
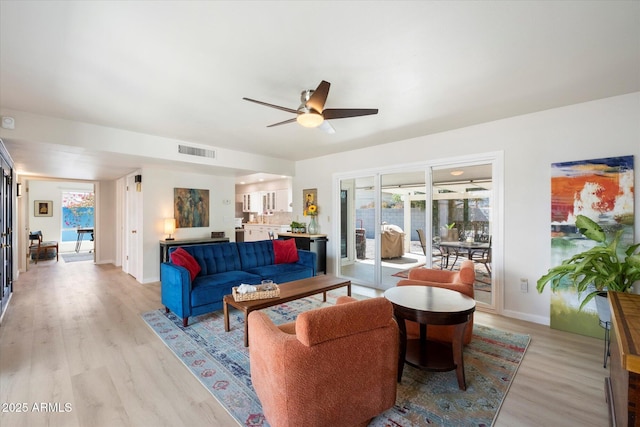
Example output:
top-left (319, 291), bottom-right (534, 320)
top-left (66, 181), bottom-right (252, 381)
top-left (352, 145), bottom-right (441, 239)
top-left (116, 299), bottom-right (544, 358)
top-left (308, 217), bottom-right (318, 234)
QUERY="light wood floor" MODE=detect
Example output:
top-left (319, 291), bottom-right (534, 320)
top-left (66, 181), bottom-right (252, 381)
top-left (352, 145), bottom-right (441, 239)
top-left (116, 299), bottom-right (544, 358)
top-left (1, 260), bottom-right (609, 426)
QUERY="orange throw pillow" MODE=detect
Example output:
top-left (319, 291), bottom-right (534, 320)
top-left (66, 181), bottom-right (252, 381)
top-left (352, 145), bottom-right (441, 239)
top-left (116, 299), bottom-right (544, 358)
top-left (273, 239), bottom-right (299, 264)
top-left (170, 247), bottom-right (201, 281)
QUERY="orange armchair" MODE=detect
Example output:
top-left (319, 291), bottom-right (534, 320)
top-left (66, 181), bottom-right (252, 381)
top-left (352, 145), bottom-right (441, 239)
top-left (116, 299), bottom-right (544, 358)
top-left (396, 259), bottom-right (476, 344)
top-left (248, 296), bottom-right (399, 427)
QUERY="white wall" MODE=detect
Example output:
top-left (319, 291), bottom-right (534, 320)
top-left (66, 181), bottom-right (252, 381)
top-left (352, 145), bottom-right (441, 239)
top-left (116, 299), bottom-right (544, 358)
top-left (96, 180), bottom-right (117, 265)
top-left (293, 92), bottom-right (640, 324)
top-left (140, 167), bottom-right (236, 283)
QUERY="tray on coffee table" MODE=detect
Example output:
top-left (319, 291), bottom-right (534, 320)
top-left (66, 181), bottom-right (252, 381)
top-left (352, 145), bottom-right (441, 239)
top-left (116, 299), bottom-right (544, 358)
top-left (232, 284), bottom-right (280, 301)
top-left (223, 275), bottom-right (351, 347)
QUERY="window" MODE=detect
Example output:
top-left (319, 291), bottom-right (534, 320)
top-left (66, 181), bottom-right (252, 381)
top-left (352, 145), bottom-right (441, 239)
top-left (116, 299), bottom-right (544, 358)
top-left (61, 191), bottom-right (95, 242)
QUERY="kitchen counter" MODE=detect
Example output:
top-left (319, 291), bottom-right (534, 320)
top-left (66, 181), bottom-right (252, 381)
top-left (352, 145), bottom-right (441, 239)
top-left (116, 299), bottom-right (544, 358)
top-left (242, 223), bottom-right (290, 228)
top-left (277, 232), bottom-right (328, 238)
top-left (277, 232), bottom-right (327, 274)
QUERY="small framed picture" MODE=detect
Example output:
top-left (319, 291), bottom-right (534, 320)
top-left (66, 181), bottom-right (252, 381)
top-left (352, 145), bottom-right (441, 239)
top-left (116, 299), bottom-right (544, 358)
top-left (303, 188), bottom-right (317, 215)
top-left (34, 200), bottom-right (53, 217)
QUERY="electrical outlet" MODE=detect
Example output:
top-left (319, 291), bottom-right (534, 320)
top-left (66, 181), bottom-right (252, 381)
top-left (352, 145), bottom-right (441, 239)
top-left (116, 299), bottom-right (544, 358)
top-left (520, 278), bottom-right (528, 293)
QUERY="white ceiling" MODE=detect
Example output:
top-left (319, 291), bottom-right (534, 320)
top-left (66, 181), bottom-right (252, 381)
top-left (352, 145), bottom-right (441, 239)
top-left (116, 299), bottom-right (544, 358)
top-left (1, 1), bottom-right (639, 182)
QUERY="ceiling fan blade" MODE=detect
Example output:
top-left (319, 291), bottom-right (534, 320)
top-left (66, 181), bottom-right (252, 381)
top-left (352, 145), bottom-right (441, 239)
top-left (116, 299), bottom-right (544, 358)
top-left (267, 117), bottom-right (297, 128)
top-left (318, 120), bottom-right (336, 134)
top-left (243, 97), bottom-right (298, 114)
top-left (306, 80), bottom-right (330, 112)
top-left (322, 108), bottom-right (378, 120)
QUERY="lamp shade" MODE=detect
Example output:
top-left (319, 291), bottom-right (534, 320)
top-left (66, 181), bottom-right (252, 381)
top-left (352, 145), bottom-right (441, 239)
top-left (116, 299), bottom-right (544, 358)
top-left (164, 218), bottom-right (176, 239)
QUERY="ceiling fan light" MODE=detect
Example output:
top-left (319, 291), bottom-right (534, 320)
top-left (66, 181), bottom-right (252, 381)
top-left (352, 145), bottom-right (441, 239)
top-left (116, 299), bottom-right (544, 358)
top-left (296, 112), bottom-right (324, 128)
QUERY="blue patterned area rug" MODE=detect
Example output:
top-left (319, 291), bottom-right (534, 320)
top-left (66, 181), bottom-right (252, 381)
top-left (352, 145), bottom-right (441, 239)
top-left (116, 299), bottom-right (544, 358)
top-left (142, 293), bottom-right (529, 427)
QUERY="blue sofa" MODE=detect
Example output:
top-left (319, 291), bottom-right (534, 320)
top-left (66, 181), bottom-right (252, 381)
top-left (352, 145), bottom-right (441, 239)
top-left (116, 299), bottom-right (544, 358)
top-left (161, 240), bottom-right (317, 326)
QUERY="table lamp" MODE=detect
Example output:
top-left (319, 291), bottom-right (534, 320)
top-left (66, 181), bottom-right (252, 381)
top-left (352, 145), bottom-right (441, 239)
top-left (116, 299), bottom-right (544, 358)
top-left (164, 218), bottom-right (176, 240)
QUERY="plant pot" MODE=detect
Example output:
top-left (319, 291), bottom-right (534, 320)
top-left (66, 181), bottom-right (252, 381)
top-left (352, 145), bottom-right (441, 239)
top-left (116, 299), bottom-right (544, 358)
top-left (442, 228), bottom-right (458, 242)
top-left (594, 291), bottom-right (611, 324)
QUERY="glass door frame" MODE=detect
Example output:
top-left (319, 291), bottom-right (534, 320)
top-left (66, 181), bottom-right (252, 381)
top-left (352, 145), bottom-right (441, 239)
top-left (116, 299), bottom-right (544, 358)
top-left (333, 151), bottom-right (503, 312)
top-left (428, 151), bottom-right (503, 312)
top-left (335, 171), bottom-right (382, 287)
top-left (333, 164), bottom-right (431, 290)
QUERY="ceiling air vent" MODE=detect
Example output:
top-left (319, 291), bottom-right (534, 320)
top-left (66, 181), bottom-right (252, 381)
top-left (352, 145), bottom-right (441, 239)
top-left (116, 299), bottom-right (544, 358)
top-left (178, 144), bottom-right (216, 159)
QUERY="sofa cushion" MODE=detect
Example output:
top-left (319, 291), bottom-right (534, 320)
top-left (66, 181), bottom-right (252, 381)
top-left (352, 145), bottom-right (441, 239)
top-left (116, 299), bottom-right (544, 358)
top-left (273, 239), bottom-right (299, 264)
top-left (180, 243), bottom-right (242, 275)
top-left (244, 262), bottom-right (313, 284)
top-left (191, 270), bottom-right (262, 307)
top-left (237, 240), bottom-right (275, 269)
top-left (170, 247), bottom-right (201, 281)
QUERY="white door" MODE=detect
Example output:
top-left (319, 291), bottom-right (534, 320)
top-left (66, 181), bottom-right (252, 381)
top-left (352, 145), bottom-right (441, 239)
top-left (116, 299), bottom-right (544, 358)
top-left (124, 174), bottom-right (141, 280)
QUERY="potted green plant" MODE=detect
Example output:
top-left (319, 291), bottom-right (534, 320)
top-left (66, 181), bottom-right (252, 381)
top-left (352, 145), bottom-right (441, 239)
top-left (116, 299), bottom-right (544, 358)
top-left (290, 221), bottom-right (306, 234)
top-left (441, 222), bottom-right (458, 242)
top-left (536, 214), bottom-right (640, 315)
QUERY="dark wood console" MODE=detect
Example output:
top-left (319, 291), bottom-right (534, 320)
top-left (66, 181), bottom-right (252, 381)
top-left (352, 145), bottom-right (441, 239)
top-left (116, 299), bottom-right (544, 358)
top-left (606, 291), bottom-right (640, 427)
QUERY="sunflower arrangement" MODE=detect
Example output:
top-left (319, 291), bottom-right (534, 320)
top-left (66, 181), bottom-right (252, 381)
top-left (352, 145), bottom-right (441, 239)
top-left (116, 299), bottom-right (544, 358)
top-left (305, 204), bottom-right (318, 216)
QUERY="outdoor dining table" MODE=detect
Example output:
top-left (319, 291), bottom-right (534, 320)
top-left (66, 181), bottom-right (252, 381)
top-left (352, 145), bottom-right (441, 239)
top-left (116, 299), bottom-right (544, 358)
top-left (438, 241), bottom-right (490, 260)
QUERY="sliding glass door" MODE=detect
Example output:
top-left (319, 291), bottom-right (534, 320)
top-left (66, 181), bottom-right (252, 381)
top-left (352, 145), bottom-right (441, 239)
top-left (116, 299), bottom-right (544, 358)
top-left (339, 175), bottom-right (377, 286)
top-left (337, 169), bottom-right (428, 291)
top-left (335, 153), bottom-right (501, 310)
top-left (377, 171), bottom-right (428, 290)
top-left (431, 164), bottom-right (494, 307)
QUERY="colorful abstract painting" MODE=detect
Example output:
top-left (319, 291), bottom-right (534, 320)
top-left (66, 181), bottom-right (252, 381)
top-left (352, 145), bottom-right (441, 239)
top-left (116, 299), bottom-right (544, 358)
top-left (174, 188), bottom-right (209, 228)
top-left (550, 156), bottom-right (634, 337)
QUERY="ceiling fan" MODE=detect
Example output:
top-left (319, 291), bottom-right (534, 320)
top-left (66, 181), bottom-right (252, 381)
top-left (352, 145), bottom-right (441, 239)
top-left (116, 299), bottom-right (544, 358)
top-left (243, 80), bottom-right (378, 133)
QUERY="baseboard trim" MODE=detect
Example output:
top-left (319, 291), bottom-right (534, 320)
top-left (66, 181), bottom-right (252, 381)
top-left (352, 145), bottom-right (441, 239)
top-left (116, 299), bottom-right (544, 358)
top-left (502, 309), bottom-right (549, 326)
top-left (0, 292), bottom-right (13, 325)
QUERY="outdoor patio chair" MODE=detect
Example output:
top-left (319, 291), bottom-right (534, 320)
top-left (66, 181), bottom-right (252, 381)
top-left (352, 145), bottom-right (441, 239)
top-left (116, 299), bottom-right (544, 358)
top-left (470, 235), bottom-right (491, 276)
top-left (417, 229), bottom-right (448, 269)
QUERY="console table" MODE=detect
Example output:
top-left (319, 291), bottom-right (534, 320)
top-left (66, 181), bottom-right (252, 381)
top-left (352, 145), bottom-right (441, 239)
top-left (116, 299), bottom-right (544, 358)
top-left (277, 232), bottom-right (327, 274)
top-left (606, 291), bottom-right (640, 427)
top-left (159, 237), bottom-right (229, 277)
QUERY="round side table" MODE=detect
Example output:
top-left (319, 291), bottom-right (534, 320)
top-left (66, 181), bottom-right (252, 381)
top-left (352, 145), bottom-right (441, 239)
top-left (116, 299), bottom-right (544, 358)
top-left (384, 285), bottom-right (476, 390)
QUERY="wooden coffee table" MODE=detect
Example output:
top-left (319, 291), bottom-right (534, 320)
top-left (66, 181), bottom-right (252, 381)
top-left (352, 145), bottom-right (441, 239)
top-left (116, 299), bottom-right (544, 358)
top-left (223, 275), bottom-right (351, 347)
top-left (383, 285), bottom-right (476, 390)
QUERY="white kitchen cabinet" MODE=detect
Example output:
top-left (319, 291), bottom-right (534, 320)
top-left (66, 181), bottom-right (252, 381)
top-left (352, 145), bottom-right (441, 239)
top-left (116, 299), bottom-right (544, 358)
top-left (262, 191), bottom-right (276, 213)
top-left (242, 192), bottom-right (264, 213)
top-left (252, 191), bottom-right (263, 213)
top-left (244, 225), bottom-right (267, 241)
top-left (243, 224), bottom-right (289, 242)
top-left (242, 193), bottom-right (250, 212)
top-left (275, 189), bottom-right (291, 212)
